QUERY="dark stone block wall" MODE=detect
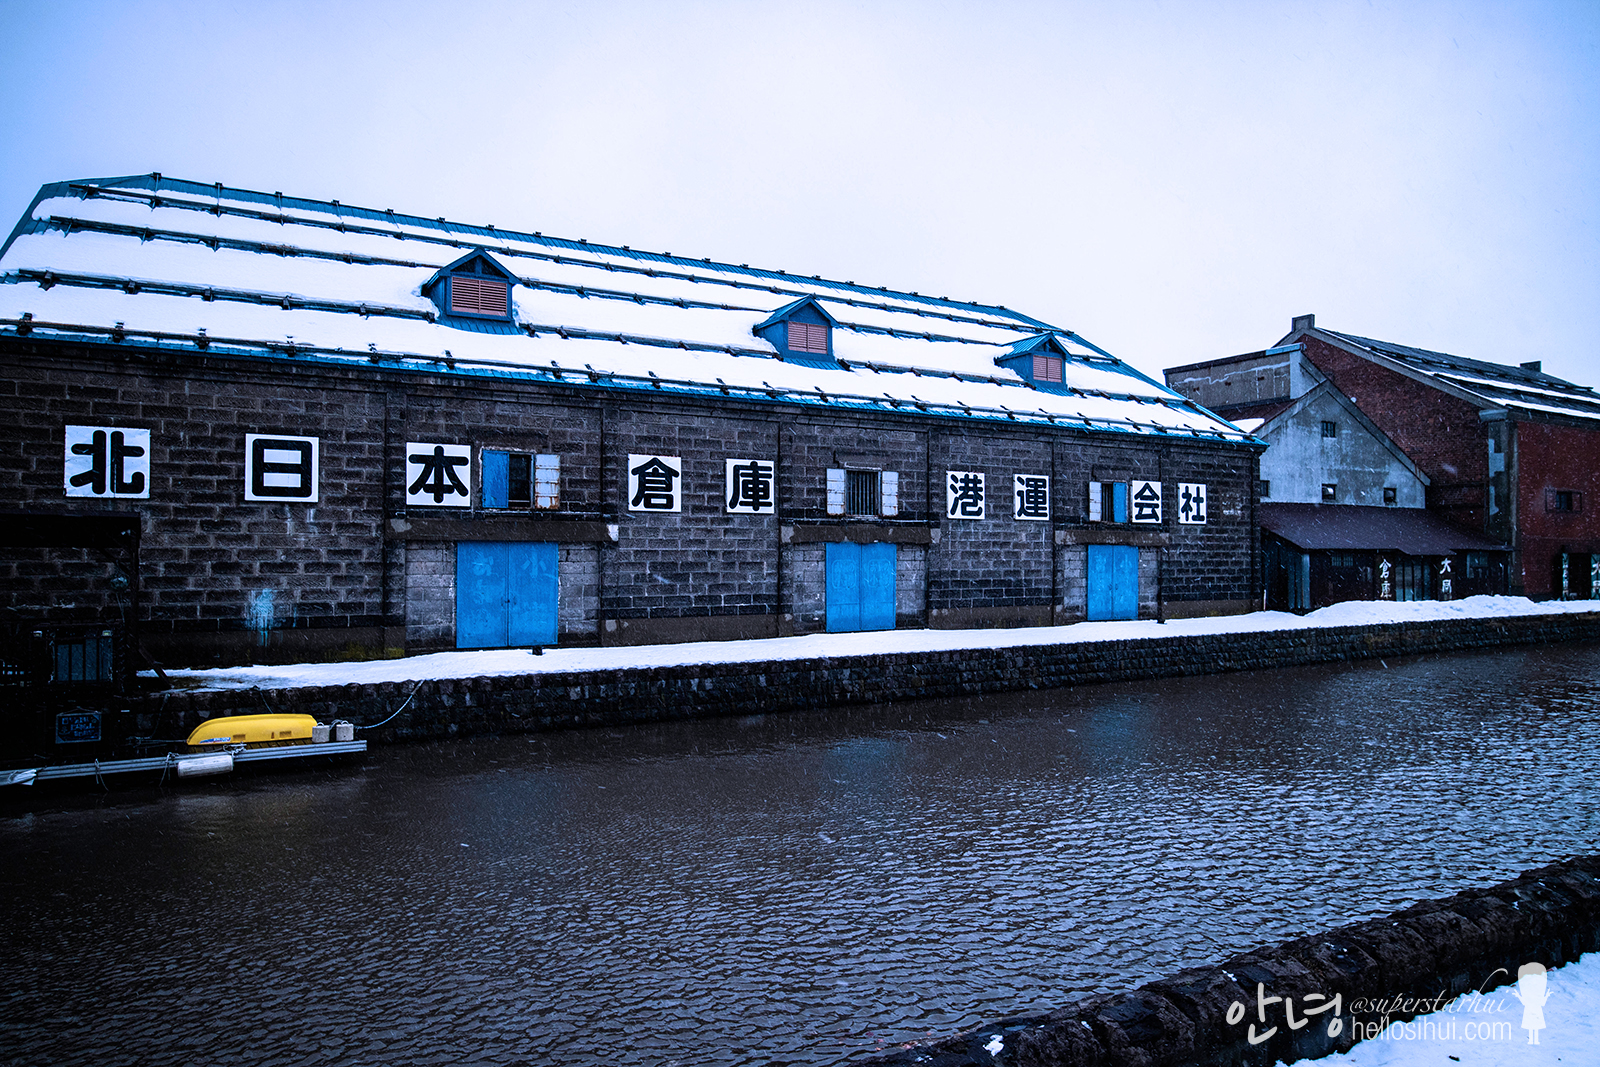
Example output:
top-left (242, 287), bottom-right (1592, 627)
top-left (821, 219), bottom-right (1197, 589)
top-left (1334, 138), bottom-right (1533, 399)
top-left (4, 343), bottom-right (392, 664)
top-left (149, 611), bottom-right (1600, 744)
top-left (3, 337), bottom-right (1261, 664)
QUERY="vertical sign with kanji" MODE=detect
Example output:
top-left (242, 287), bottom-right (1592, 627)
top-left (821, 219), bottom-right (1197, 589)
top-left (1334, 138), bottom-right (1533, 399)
top-left (1013, 475), bottom-right (1049, 520)
top-left (1378, 557), bottom-right (1394, 600)
top-left (628, 454), bottom-right (682, 512)
top-left (1130, 480), bottom-right (1163, 523)
top-left (726, 459), bottom-right (776, 514)
top-left (245, 434), bottom-right (319, 502)
top-left (1177, 483), bottom-right (1207, 524)
top-left (1439, 557), bottom-right (1453, 600)
top-left (64, 425), bottom-right (150, 498)
top-left (946, 471), bottom-right (985, 519)
top-left (405, 443), bottom-right (472, 507)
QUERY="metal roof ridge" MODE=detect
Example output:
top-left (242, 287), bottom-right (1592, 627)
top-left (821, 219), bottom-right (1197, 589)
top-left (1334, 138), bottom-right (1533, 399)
top-left (1325, 327), bottom-right (1590, 391)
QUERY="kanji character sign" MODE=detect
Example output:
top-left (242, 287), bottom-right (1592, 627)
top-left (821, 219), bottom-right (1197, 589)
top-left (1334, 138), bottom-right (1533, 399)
top-left (947, 471), bottom-right (985, 519)
top-left (628, 454), bottom-right (683, 512)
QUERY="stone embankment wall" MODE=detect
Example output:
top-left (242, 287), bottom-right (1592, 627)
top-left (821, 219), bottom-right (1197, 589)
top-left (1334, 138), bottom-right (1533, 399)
top-left (149, 611), bottom-right (1600, 743)
top-left (860, 854), bottom-right (1600, 1067)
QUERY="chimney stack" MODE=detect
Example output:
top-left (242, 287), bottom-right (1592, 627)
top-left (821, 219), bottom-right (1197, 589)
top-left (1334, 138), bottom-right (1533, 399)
top-left (1291, 314), bottom-right (1315, 332)
top-left (1521, 361), bottom-right (1542, 373)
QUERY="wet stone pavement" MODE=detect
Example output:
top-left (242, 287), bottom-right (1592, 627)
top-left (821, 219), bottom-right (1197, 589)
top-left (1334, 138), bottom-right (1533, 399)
top-left (3, 641), bottom-right (1600, 1066)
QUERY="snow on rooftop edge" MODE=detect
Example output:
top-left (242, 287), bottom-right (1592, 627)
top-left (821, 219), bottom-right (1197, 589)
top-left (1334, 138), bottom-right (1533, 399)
top-left (151, 596), bottom-right (1600, 691)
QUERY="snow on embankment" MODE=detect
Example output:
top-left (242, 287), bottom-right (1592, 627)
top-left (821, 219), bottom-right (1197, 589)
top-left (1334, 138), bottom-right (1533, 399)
top-left (155, 595), bottom-right (1600, 692)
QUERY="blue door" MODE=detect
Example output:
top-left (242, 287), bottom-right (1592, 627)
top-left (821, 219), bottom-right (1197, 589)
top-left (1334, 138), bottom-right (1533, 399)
top-left (456, 542), bottom-right (558, 648)
top-left (1087, 544), bottom-right (1138, 621)
top-left (826, 542), bottom-right (896, 632)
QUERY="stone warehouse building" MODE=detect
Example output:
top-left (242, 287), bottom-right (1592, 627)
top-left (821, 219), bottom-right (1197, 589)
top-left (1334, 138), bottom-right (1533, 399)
top-left (0, 174), bottom-right (1260, 668)
top-left (1167, 316), bottom-right (1600, 602)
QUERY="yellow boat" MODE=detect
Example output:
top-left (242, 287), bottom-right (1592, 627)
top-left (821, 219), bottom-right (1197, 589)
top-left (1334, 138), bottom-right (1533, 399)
top-left (186, 713), bottom-right (318, 748)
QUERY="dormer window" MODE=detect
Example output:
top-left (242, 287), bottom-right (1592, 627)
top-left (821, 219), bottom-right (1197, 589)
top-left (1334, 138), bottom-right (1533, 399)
top-left (425, 250), bottom-right (515, 324)
top-left (997, 334), bottom-right (1078, 389)
top-left (451, 272), bottom-right (508, 317)
top-left (788, 321), bottom-right (829, 355)
top-left (753, 297), bottom-right (837, 367)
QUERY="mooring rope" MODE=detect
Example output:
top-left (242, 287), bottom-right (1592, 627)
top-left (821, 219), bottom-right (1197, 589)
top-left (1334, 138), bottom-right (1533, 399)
top-left (354, 679), bottom-right (424, 730)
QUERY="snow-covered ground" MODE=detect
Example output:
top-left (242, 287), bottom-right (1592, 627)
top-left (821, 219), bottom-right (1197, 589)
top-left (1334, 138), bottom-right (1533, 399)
top-left (152, 595), bottom-right (1600, 691)
top-left (1285, 951), bottom-right (1600, 1067)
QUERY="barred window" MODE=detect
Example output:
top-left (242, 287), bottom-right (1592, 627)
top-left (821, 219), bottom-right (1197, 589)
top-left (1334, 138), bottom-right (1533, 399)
top-left (846, 470), bottom-right (879, 516)
top-left (483, 451), bottom-right (559, 510)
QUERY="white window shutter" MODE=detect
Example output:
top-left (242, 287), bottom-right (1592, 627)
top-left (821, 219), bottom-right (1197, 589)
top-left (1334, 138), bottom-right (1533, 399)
top-left (535, 454), bottom-right (560, 510)
top-left (1088, 481), bottom-right (1102, 522)
top-left (880, 471), bottom-right (899, 516)
top-left (826, 468), bottom-right (846, 515)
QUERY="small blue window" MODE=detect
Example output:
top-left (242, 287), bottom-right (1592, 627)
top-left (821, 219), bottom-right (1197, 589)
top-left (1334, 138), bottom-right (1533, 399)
top-left (482, 450), bottom-right (559, 509)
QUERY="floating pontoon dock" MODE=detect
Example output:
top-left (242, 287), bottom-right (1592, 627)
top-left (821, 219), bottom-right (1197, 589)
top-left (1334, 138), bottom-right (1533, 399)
top-left (2, 740), bottom-right (367, 786)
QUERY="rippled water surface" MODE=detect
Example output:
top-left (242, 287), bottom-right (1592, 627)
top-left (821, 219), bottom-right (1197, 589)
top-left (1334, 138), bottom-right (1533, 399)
top-left (4, 643), bottom-right (1600, 1066)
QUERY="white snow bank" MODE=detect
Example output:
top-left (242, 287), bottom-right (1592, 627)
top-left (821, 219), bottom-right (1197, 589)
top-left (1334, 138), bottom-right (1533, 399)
top-left (1282, 950), bottom-right (1600, 1067)
top-left (151, 596), bottom-right (1600, 692)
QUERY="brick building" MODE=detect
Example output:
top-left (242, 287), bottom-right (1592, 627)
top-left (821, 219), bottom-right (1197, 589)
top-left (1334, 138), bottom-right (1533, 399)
top-left (0, 174), bottom-right (1261, 671)
top-left (1166, 315), bottom-right (1599, 601)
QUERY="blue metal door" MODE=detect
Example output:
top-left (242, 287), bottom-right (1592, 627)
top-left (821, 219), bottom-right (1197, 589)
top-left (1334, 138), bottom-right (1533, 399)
top-left (456, 542), bottom-right (558, 648)
top-left (860, 542), bottom-right (897, 631)
top-left (1087, 544), bottom-right (1138, 621)
top-left (826, 542), bottom-right (896, 632)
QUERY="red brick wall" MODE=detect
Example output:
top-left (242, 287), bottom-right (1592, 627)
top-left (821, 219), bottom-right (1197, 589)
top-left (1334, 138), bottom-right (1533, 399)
top-left (1299, 335), bottom-right (1489, 529)
top-left (1515, 421), bottom-right (1600, 598)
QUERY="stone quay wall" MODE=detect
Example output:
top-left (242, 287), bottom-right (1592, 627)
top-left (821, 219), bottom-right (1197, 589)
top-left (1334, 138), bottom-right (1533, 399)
top-left (149, 610), bottom-right (1600, 743)
top-left (861, 854), bottom-right (1600, 1067)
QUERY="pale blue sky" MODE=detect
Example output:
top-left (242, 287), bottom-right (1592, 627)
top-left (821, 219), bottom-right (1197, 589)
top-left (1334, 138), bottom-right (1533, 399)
top-left (2, 0), bottom-right (1596, 385)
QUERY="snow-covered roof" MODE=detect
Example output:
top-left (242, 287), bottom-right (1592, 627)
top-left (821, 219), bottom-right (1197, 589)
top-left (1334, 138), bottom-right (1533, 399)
top-left (1317, 328), bottom-right (1600, 426)
top-left (0, 174), bottom-right (1250, 442)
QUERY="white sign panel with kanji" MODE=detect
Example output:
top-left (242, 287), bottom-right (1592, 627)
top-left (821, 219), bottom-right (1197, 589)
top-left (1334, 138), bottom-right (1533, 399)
top-left (628, 454), bottom-right (682, 512)
top-left (1014, 475), bottom-right (1050, 520)
top-left (245, 434), bottom-right (319, 502)
top-left (405, 442), bottom-right (472, 507)
top-left (1130, 480), bottom-right (1163, 523)
top-left (1177, 483), bottom-right (1207, 524)
top-left (725, 459), bottom-right (776, 514)
top-left (946, 471), bottom-right (985, 519)
top-left (64, 425), bottom-right (150, 498)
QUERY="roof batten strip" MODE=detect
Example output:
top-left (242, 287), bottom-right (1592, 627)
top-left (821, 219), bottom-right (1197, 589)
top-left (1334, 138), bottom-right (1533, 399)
top-left (0, 317), bottom-right (1254, 443)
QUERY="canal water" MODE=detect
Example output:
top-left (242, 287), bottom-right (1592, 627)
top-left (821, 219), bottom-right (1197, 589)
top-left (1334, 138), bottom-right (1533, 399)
top-left (4, 642), bottom-right (1599, 1067)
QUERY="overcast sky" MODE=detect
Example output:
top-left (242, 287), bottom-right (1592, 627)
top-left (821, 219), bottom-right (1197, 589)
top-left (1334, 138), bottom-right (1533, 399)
top-left (2, 0), bottom-right (1596, 386)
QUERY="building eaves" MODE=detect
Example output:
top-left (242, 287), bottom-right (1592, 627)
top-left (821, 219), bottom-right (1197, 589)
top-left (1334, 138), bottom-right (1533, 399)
top-left (0, 314), bottom-right (1260, 445)
top-left (1260, 502), bottom-right (1507, 555)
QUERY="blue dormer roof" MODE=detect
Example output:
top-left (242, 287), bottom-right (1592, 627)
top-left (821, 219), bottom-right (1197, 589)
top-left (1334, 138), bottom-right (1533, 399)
top-left (996, 333), bottom-right (1076, 389)
top-left (753, 296), bottom-right (838, 369)
top-left (424, 249), bottom-right (518, 332)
